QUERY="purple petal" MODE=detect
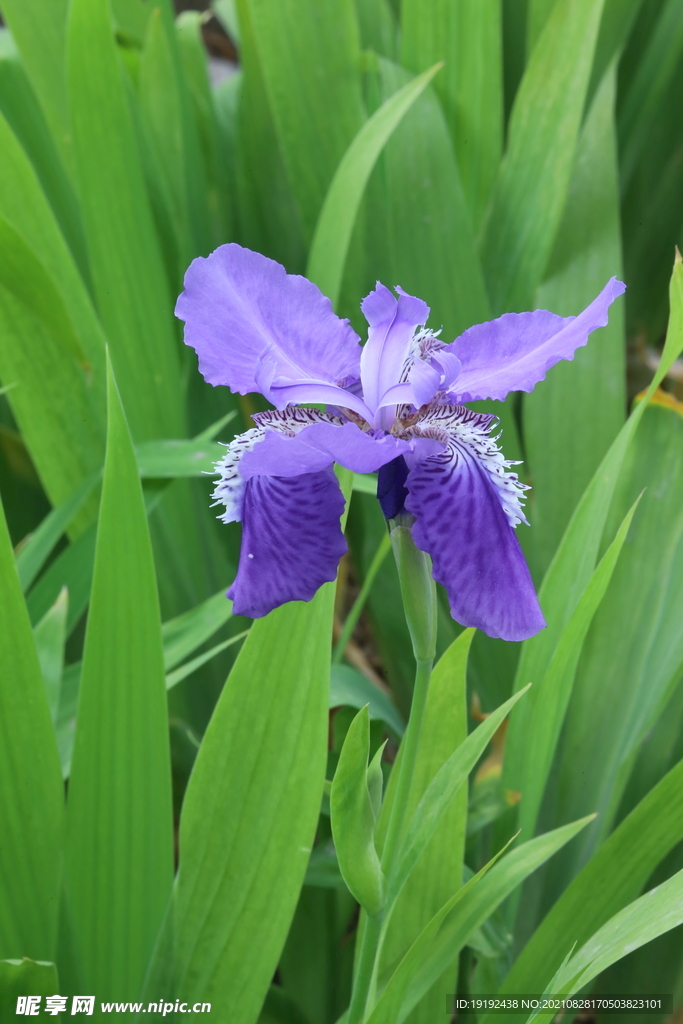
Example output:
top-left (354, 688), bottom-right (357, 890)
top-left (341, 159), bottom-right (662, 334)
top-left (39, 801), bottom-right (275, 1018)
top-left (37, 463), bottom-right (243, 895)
top-left (405, 439), bottom-right (545, 641)
top-left (176, 243), bottom-right (362, 395)
top-left (448, 277), bottom-right (625, 403)
top-left (241, 420), bottom-right (420, 477)
top-left (261, 380), bottom-right (372, 421)
top-left (408, 358), bottom-right (442, 408)
top-left (360, 283), bottom-right (429, 415)
top-left (228, 467), bottom-right (347, 618)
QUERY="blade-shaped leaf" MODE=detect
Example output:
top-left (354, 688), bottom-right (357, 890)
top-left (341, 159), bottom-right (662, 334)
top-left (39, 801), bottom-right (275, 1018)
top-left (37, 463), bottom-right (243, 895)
top-left (238, 0), bottom-right (365, 240)
top-left (306, 63), bottom-right (441, 307)
top-left (376, 630), bottom-right (473, 1022)
top-left (505, 254), bottom-right (683, 790)
top-left (487, 757), bottom-right (683, 1016)
top-left (0, 493), bottom-right (63, 961)
top-left (517, 495), bottom-right (640, 842)
top-left (172, 472), bottom-right (353, 1019)
top-left (16, 473), bottom-right (100, 592)
top-left (161, 589), bottom-right (234, 671)
top-left (524, 65), bottom-right (625, 577)
top-left (331, 706), bottom-right (386, 915)
top-left (33, 587), bottom-right (68, 723)
top-left (66, 0), bottom-right (183, 441)
top-left (378, 818), bottom-right (593, 1024)
top-left (135, 412), bottom-right (236, 480)
top-left (400, 0), bottom-right (503, 226)
top-left (26, 524), bottom-right (96, 634)
top-left (330, 664), bottom-right (405, 737)
top-left (481, 0), bottom-right (605, 313)
top-left (0, 0), bottom-right (71, 163)
top-left (0, 215), bottom-right (104, 532)
top-left (552, 866), bottom-right (683, 995)
top-left (389, 685), bottom-right (531, 904)
top-left (64, 359), bottom-right (173, 999)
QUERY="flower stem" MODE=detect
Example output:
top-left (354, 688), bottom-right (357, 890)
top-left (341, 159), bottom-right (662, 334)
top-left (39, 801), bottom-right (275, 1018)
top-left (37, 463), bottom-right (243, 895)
top-left (346, 527), bottom-right (437, 1024)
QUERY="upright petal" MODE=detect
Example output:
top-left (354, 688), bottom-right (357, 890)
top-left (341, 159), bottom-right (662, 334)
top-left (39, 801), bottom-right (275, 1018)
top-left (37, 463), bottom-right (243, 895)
top-left (360, 284), bottom-right (429, 416)
top-left (228, 468), bottom-right (347, 618)
top-left (176, 243), bottom-right (362, 395)
top-left (404, 413), bottom-right (545, 641)
top-left (447, 277), bottom-right (625, 403)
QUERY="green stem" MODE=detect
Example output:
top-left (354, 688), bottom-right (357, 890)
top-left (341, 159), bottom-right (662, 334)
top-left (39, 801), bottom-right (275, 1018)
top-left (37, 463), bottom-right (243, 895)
top-left (333, 531), bottom-right (392, 664)
top-left (346, 527), bottom-right (437, 1024)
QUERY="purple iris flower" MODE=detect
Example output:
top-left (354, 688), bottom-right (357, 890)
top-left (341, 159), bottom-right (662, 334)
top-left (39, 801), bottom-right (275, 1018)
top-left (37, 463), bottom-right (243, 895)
top-left (176, 244), bottom-right (624, 641)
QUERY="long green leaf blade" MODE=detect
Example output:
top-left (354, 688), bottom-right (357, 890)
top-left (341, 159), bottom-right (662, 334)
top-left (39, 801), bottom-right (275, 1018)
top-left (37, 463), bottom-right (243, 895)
top-left (173, 472), bottom-right (353, 1019)
top-left (0, 493), bottom-right (63, 960)
top-left (517, 496), bottom-right (640, 843)
top-left (505, 255), bottom-right (683, 789)
top-left (481, 0), bottom-right (605, 313)
top-left (306, 63), bottom-right (441, 307)
top-left (66, 0), bottom-right (183, 441)
top-left (487, 757), bottom-right (683, 1017)
top-left (64, 359), bottom-right (173, 999)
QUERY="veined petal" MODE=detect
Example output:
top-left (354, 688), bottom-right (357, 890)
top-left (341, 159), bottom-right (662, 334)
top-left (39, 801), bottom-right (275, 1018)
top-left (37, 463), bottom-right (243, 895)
top-left (404, 406), bottom-right (544, 641)
top-left (211, 426), bottom-right (265, 524)
top-left (228, 468), bottom-right (347, 618)
top-left (241, 417), bottom-right (420, 477)
top-left (262, 380), bottom-right (372, 421)
top-left (176, 243), bottom-right (362, 395)
top-left (447, 277), bottom-right (626, 403)
top-left (360, 283), bottom-right (429, 414)
top-left (408, 358), bottom-right (442, 408)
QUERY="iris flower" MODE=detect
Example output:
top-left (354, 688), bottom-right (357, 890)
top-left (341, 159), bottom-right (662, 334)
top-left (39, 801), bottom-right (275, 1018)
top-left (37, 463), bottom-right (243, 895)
top-left (176, 244), bottom-right (624, 641)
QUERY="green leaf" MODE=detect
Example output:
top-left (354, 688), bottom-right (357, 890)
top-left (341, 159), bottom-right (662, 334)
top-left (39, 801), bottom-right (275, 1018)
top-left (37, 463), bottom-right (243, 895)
top-left (376, 630), bottom-right (473, 1022)
top-left (354, 0), bottom-right (397, 59)
top-left (172, 472), bottom-right (353, 1019)
top-left (400, 0), bottom-right (503, 226)
top-left (552, 866), bottom-right (683, 995)
top-left (165, 631), bottom-right (249, 691)
top-left (481, 0), bottom-right (605, 312)
top-left (517, 495), bottom-right (640, 843)
top-left (239, 0), bottom-right (365, 240)
top-left (352, 473), bottom-right (378, 495)
top-left (546, 399), bottom-right (683, 881)
top-left (0, 0), bottom-right (71, 164)
top-left (0, 959), bottom-right (60, 1020)
top-left (372, 817), bottom-right (593, 1024)
top-left (64, 358), bottom-right (173, 999)
top-left (16, 473), bottom-right (100, 592)
top-left (524, 65), bottom-right (625, 577)
top-left (366, 841), bottom-right (511, 1024)
top-left (306, 63), bottom-right (441, 307)
top-left (331, 706), bottom-right (386, 915)
top-left (0, 493), bottom-right (63, 961)
top-left (135, 412), bottom-right (236, 479)
top-left (0, 104), bottom-right (107, 406)
top-left (175, 11), bottom-right (233, 248)
top-left (388, 685), bottom-right (531, 905)
top-left (33, 587), bottom-right (68, 723)
top-left (26, 524), bottom-right (96, 634)
top-left (0, 214), bottom-right (104, 532)
top-left (330, 664), bottom-right (405, 737)
top-left (489, 757), bottom-right (683, 1012)
top-left (364, 56), bottom-right (491, 343)
top-left (619, 0), bottom-right (683, 188)
top-left (66, 0), bottom-right (183, 441)
top-left (0, 39), bottom-right (88, 275)
top-left (161, 588), bottom-right (234, 671)
top-left (505, 255), bottom-right (683, 791)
